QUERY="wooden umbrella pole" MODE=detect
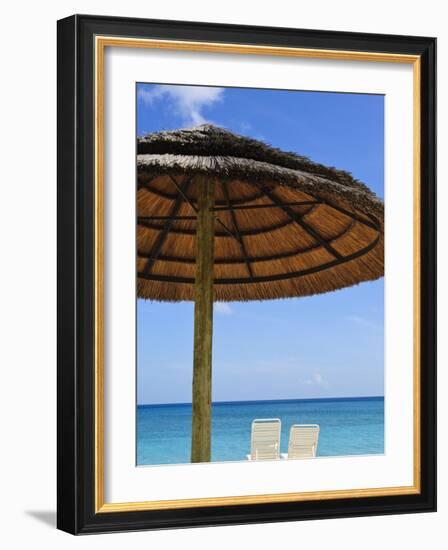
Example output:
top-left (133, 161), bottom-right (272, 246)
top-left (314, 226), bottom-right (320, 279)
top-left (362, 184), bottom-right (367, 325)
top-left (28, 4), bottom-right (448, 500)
top-left (191, 176), bottom-right (215, 463)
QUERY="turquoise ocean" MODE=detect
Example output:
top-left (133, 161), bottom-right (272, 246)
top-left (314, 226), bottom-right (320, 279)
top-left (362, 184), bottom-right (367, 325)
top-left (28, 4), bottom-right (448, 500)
top-left (137, 396), bottom-right (384, 465)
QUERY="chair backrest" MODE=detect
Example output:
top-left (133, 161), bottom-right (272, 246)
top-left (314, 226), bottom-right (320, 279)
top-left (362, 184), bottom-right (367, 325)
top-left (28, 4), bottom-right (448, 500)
top-left (250, 418), bottom-right (281, 460)
top-left (287, 424), bottom-right (320, 459)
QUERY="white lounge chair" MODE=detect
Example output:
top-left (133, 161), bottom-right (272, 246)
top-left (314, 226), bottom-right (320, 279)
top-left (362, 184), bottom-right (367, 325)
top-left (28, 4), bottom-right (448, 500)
top-left (246, 418), bottom-right (281, 461)
top-left (281, 424), bottom-right (319, 459)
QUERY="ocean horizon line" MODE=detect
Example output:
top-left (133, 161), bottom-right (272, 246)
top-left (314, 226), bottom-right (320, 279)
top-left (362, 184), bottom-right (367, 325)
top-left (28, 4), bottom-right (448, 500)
top-left (138, 395), bottom-right (384, 408)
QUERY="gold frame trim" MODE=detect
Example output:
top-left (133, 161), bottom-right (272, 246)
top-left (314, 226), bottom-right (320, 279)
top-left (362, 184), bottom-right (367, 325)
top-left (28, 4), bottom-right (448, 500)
top-left (94, 36), bottom-right (421, 513)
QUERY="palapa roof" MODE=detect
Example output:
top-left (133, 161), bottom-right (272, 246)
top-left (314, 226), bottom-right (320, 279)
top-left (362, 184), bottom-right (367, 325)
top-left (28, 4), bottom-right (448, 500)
top-left (137, 124), bottom-right (384, 302)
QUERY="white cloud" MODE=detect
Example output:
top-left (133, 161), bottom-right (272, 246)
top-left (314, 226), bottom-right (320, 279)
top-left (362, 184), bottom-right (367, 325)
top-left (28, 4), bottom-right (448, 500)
top-left (238, 121), bottom-right (252, 133)
top-left (138, 84), bottom-right (224, 126)
top-left (303, 373), bottom-right (328, 387)
top-left (214, 302), bottom-right (233, 316)
top-left (345, 315), bottom-right (379, 329)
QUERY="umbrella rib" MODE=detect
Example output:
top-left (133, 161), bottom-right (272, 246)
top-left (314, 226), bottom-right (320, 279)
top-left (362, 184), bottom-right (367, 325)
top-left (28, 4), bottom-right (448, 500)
top-left (141, 178), bottom-right (192, 275)
top-left (214, 217), bottom-right (241, 242)
top-left (141, 179), bottom-right (380, 231)
top-left (212, 200), bottom-right (320, 212)
top-left (168, 175), bottom-right (198, 214)
top-left (168, 175), bottom-right (240, 243)
top-left (140, 177), bottom-right (267, 206)
top-left (261, 188), bottom-right (344, 261)
top-left (318, 198), bottom-right (381, 231)
top-left (138, 230), bottom-right (381, 285)
top-left (221, 180), bottom-right (254, 279)
top-left (138, 217), bottom-right (294, 237)
top-left (138, 214), bottom-right (197, 221)
top-left (138, 219), bottom-right (357, 265)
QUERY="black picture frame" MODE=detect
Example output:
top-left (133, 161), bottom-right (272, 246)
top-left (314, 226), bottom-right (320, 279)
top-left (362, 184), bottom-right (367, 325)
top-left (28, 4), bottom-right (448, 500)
top-left (57, 14), bottom-right (436, 534)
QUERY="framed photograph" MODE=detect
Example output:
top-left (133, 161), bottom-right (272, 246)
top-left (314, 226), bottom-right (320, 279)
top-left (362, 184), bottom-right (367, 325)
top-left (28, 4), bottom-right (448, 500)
top-left (57, 14), bottom-right (436, 534)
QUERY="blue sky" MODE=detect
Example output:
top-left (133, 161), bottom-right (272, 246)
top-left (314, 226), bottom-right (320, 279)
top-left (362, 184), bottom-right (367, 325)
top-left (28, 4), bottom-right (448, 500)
top-left (136, 83), bottom-right (384, 405)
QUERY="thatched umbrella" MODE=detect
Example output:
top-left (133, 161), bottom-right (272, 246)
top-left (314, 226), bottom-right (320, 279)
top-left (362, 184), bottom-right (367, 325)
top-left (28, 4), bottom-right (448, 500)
top-left (137, 124), bottom-right (384, 463)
